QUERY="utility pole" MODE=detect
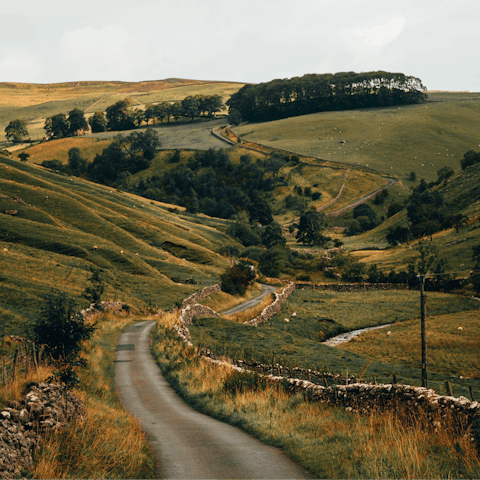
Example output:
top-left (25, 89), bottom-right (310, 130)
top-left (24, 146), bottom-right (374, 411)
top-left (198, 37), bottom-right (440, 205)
top-left (419, 275), bottom-right (428, 388)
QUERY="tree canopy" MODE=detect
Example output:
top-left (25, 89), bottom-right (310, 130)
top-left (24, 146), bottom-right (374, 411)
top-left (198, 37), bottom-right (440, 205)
top-left (5, 119), bottom-right (29, 143)
top-left (227, 71), bottom-right (427, 122)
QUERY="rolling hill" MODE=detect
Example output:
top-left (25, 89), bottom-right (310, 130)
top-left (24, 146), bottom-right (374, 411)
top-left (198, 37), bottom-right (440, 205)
top-left (0, 154), bottom-right (238, 337)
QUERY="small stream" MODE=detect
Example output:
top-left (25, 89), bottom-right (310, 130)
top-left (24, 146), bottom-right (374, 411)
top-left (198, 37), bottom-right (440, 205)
top-left (323, 323), bottom-right (393, 347)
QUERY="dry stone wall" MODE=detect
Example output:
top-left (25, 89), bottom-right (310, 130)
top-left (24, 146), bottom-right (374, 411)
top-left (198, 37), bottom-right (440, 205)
top-left (244, 282), bottom-right (296, 326)
top-left (206, 357), bottom-right (480, 441)
top-left (167, 285), bottom-right (479, 445)
top-left (0, 382), bottom-right (85, 479)
top-left (296, 282), bottom-right (408, 292)
top-left (181, 284), bottom-right (221, 308)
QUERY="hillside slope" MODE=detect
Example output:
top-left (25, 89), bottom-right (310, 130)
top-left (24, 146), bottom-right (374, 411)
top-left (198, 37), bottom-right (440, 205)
top-left (234, 92), bottom-right (480, 183)
top-left (0, 156), bottom-right (235, 336)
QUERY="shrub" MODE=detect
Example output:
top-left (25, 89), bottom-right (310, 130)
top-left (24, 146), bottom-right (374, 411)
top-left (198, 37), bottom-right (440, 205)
top-left (220, 259), bottom-right (256, 295)
top-left (33, 290), bottom-right (95, 360)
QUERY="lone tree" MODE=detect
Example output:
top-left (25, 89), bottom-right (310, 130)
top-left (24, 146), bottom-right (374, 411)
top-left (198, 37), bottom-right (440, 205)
top-left (33, 290), bottom-right (95, 361)
top-left (296, 210), bottom-right (326, 245)
top-left (18, 152), bottom-right (30, 162)
top-left (5, 119), bottom-right (29, 143)
top-left (44, 113), bottom-right (70, 138)
top-left (82, 267), bottom-right (105, 310)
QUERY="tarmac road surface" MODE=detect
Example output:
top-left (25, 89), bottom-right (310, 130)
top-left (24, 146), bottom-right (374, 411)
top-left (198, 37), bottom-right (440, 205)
top-left (115, 320), bottom-right (316, 478)
top-left (221, 283), bottom-right (277, 315)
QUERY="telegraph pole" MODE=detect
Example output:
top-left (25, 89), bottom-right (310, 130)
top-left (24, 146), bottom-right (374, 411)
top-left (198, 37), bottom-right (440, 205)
top-left (419, 275), bottom-right (428, 388)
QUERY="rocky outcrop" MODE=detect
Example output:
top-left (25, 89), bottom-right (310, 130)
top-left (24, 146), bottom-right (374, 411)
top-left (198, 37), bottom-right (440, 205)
top-left (244, 282), bottom-right (295, 326)
top-left (0, 382), bottom-right (85, 479)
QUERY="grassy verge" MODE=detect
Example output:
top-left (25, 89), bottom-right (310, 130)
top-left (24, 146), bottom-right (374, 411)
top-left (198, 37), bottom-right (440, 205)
top-left (28, 312), bottom-right (156, 479)
top-left (151, 318), bottom-right (480, 479)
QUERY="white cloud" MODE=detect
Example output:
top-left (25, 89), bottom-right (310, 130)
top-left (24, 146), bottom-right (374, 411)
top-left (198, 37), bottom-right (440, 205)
top-left (352, 17), bottom-right (406, 47)
top-left (57, 25), bottom-right (153, 81)
top-left (0, 51), bottom-right (45, 82)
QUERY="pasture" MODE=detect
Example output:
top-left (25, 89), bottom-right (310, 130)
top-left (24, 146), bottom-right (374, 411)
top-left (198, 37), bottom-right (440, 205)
top-left (234, 92), bottom-right (480, 183)
top-left (188, 288), bottom-right (480, 396)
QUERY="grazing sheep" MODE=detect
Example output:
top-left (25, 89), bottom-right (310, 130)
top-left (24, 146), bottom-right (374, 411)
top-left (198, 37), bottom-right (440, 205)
top-left (284, 318), bottom-right (290, 323)
top-left (91, 245), bottom-right (98, 251)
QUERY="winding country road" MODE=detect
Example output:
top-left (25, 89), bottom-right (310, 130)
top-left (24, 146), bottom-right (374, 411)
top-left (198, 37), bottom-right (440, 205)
top-left (222, 283), bottom-right (277, 315)
top-left (115, 319), bottom-right (315, 478)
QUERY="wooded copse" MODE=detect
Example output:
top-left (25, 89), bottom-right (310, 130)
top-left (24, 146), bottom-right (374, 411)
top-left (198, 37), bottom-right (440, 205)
top-left (227, 71), bottom-right (427, 122)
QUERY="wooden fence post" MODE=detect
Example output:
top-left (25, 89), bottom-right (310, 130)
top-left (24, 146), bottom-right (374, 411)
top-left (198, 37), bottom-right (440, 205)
top-left (469, 386), bottom-right (475, 402)
top-left (445, 381), bottom-right (453, 397)
top-left (2, 355), bottom-right (6, 386)
top-left (33, 342), bottom-right (38, 372)
top-left (12, 349), bottom-right (18, 383)
top-left (25, 345), bottom-right (29, 375)
top-left (39, 345), bottom-right (45, 365)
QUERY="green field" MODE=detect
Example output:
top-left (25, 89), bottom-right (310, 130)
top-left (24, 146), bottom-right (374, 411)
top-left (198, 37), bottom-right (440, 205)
top-left (234, 92), bottom-right (480, 183)
top-left (188, 288), bottom-right (479, 397)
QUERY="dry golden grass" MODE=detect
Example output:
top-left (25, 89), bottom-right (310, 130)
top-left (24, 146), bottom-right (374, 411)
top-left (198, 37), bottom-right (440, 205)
top-left (0, 365), bottom-right (53, 409)
top-left (24, 312), bottom-right (157, 479)
top-left (338, 309), bottom-right (480, 378)
top-left (30, 395), bottom-right (154, 479)
top-left (20, 137), bottom-right (112, 165)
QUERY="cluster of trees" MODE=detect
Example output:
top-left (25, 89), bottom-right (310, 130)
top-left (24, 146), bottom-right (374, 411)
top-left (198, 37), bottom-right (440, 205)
top-left (133, 149), bottom-right (294, 220)
top-left (40, 94), bottom-right (223, 140)
top-left (144, 94), bottom-right (224, 124)
top-left (227, 71), bottom-right (427, 123)
top-left (44, 108), bottom-right (89, 138)
top-left (385, 174), bottom-right (468, 245)
top-left (41, 130), bottom-right (160, 186)
top-left (461, 150), bottom-right (480, 170)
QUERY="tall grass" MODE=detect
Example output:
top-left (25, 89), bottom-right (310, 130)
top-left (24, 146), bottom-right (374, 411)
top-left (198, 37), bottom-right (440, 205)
top-left (28, 312), bottom-right (156, 479)
top-left (151, 318), bottom-right (480, 479)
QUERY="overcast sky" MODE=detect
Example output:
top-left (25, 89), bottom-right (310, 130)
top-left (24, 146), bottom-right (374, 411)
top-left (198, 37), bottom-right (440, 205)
top-left (1, 0), bottom-right (478, 91)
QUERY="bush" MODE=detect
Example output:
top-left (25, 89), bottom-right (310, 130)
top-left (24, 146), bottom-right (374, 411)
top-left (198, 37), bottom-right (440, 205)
top-left (220, 259), bottom-right (256, 295)
top-left (33, 290), bottom-right (95, 360)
